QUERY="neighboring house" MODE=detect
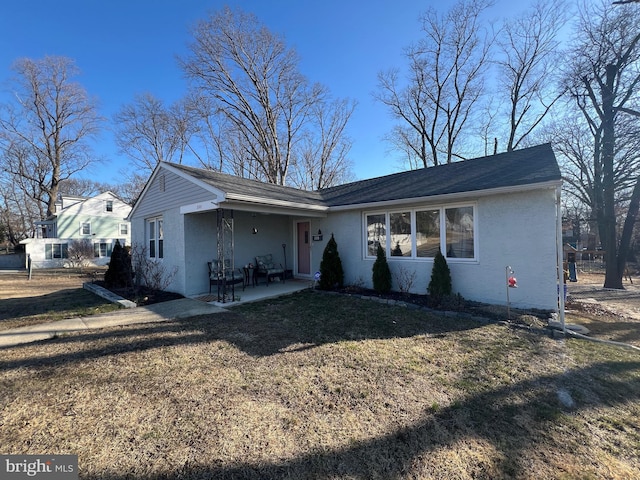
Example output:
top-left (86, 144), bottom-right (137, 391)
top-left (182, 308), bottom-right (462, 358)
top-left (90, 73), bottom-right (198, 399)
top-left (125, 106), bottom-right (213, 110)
top-left (129, 144), bottom-right (563, 310)
top-left (21, 192), bottom-right (132, 268)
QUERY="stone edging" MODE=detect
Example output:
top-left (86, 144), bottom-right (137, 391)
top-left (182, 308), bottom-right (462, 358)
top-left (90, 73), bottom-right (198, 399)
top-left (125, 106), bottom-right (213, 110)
top-left (83, 282), bottom-right (137, 309)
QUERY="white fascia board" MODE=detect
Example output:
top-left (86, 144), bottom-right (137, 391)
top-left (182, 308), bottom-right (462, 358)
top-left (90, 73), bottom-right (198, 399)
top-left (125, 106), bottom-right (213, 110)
top-left (222, 201), bottom-right (328, 217)
top-left (180, 200), bottom-right (219, 214)
top-left (224, 193), bottom-right (328, 214)
top-left (327, 180), bottom-right (562, 212)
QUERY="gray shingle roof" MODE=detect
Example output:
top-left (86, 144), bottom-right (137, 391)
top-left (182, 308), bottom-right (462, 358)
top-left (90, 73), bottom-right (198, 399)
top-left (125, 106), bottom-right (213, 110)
top-left (165, 143), bottom-right (560, 209)
top-left (319, 143), bottom-right (561, 206)
top-left (163, 162), bottom-right (325, 205)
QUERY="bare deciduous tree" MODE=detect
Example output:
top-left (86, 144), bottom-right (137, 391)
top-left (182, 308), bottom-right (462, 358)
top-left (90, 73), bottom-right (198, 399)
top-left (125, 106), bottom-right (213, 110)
top-left (113, 92), bottom-right (198, 201)
top-left (0, 176), bottom-right (40, 244)
top-left (181, 6), bottom-right (353, 187)
top-left (288, 98), bottom-right (356, 190)
top-left (564, 0), bottom-right (640, 288)
top-left (375, 0), bottom-right (493, 168)
top-left (113, 92), bottom-right (196, 172)
top-left (0, 56), bottom-right (101, 219)
top-left (493, 0), bottom-right (568, 152)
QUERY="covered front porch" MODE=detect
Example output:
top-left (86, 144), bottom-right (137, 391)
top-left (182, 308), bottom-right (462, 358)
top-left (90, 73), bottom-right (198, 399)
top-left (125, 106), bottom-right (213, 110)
top-left (182, 206), bottom-right (327, 301)
top-left (191, 278), bottom-right (312, 306)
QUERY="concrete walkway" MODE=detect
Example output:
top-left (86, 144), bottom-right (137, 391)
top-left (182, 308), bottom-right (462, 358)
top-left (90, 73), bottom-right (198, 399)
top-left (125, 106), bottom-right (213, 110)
top-left (0, 298), bottom-right (226, 349)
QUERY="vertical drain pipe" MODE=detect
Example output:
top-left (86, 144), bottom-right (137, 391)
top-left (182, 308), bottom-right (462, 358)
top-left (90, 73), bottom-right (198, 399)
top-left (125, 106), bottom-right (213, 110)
top-left (556, 185), bottom-right (566, 332)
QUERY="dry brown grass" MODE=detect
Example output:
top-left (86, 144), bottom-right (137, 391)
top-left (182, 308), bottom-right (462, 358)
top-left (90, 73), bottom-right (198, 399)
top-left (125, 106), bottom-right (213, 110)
top-left (1, 290), bottom-right (639, 479)
top-left (0, 270), bottom-right (120, 330)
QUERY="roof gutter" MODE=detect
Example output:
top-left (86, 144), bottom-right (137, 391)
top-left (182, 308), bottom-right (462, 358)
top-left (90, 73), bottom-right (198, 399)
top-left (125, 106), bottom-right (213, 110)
top-left (225, 193), bottom-right (329, 213)
top-left (327, 179), bottom-right (562, 212)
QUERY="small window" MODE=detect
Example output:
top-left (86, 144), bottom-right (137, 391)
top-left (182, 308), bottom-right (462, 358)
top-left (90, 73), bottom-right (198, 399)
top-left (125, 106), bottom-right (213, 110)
top-left (120, 223), bottom-right (129, 235)
top-left (366, 213), bottom-right (386, 256)
top-left (147, 216), bottom-right (164, 259)
top-left (45, 243), bottom-right (68, 259)
top-left (81, 222), bottom-right (91, 235)
top-left (416, 209), bottom-right (441, 258)
top-left (390, 212), bottom-right (411, 257)
top-left (94, 242), bottom-right (113, 258)
top-left (445, 207), bottom-right (474, 259)
top-left (105, 200), bottom-right (113, 212)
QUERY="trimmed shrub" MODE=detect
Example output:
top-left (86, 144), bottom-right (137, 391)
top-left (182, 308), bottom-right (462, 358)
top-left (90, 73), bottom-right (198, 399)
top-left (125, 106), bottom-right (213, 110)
top-left (319, 234), bottom-right (344, 290)
top-left (104, 240), bottom-right (132, 288)
top-left (372, 244), bottom-right (392, 293)
top-left (427, 249), bottom-right (452, 305)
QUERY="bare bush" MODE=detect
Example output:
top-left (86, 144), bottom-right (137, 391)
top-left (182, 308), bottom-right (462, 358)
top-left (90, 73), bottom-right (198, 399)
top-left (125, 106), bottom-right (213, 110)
top-left (67, 239), bottom-right (95, 269)
top-left (130, 243), bottom-right (178, 291)
top-left (393, 265), bottom-right (417, 294)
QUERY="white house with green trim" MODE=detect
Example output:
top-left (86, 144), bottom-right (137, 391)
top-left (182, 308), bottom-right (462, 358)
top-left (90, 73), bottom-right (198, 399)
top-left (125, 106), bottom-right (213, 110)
top-left (21, 191), bottom-right (131, 268)
top-left (129, 144), bottom-right (563, 311)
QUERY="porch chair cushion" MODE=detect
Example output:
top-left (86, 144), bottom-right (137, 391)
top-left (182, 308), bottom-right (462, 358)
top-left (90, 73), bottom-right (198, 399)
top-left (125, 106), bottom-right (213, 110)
top-left (255, 254), bottom-right (285, 285)
top-left (208, 259), bottom-right (244, 293)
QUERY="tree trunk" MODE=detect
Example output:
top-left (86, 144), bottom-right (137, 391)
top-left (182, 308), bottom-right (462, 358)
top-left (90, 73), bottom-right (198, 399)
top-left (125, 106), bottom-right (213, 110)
top-left (615, 178), bottom-right (640, 281)
top-left (602, 64), bottom-right (623, 289)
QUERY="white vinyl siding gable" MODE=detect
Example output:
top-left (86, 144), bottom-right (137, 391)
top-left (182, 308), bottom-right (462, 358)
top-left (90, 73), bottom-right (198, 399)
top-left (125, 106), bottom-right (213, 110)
top-left (131, 169), bottom-right (220, 219)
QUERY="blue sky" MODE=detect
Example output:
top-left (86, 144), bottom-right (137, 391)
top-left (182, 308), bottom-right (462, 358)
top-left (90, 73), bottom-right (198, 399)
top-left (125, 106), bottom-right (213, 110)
top-left (1, 0), bottom-right (527, 184)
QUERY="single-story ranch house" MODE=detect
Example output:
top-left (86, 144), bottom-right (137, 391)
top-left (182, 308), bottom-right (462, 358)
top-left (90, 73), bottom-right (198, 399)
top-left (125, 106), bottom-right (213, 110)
top-left (129, 143), bottom-right (563, 311)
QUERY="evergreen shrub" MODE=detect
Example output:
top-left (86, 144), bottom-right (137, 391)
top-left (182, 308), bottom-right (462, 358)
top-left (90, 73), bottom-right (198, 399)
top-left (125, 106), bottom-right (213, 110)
top-left (319, 234), bottom-right (344, 290)
top-left (372, 244), bottom-right (392, 293)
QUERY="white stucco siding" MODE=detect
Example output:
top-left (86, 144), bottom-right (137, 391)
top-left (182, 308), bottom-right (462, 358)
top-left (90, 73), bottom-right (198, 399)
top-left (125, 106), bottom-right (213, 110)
top-left (318, 187), bottom-right (558, 311)
top-left (454, 188), bottom-right (558, 310)
top-left (160, 207), bottom-right (187, 295)
top-left (130, 168), bottom-right (219, 295)
top-left (311, 210), bottom-right (369, 284)
top-left (183, 211), bottom-right (217, 296)
top-left (234, 211), bottom-right (292, 269)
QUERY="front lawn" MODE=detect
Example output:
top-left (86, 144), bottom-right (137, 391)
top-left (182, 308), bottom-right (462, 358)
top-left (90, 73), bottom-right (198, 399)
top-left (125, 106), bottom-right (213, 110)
top-left (1, 291), bottom-right (638, 479)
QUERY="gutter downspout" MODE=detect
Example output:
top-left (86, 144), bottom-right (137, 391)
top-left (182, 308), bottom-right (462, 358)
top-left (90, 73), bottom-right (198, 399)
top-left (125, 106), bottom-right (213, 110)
top-left (556, 185), bottom-right (566, 332)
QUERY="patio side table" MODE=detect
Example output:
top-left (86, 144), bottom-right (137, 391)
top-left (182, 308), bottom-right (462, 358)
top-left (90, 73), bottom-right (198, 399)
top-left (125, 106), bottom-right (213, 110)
top-left (243, 266), bottom-right (258, 287)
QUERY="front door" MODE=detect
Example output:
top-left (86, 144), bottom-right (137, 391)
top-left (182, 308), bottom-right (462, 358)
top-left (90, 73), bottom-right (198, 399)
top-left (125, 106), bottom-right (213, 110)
top-left (297, 221), bottom-right (311, 275)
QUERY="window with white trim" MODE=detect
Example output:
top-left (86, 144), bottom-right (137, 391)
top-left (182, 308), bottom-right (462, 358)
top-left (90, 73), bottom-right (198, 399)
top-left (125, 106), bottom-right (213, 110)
top-left (390, 211), bottom-right (411, 257)
top-left (364, 204), bottom-right (476, 261)
top-left (105, 200), bottom-right (113, 212)
top-left (366, 213), bottom-right (386, 256)
top-left (80, 222), bottom-right (91, 235)
top-left (416, 209), bottom-right (440, 257)
top-left (147, 216), bottom-right (164, 259)
top-left (120, 223), bottom-right (129, 235)
top-left (45, 243), bottom-right (68, 259)
top-left (94, 242), bottom-right (113, 258)
top-left (445, 206), bottom-right (474, 258)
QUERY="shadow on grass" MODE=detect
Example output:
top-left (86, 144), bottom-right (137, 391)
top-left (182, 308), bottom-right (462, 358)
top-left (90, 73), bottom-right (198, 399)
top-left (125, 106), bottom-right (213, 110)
top-left (0, 292), bottom-right (481, 366)
top-left (2, 291), bottom-right (640, 478)
top-left (78, 360), bottom-right (639, 480)
top-left (0, 288), bottom-right (104, 321)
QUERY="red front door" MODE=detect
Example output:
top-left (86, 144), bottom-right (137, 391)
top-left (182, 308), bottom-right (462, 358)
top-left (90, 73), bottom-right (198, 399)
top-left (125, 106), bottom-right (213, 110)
top-left (297, 222), bottom-right (311, 275)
